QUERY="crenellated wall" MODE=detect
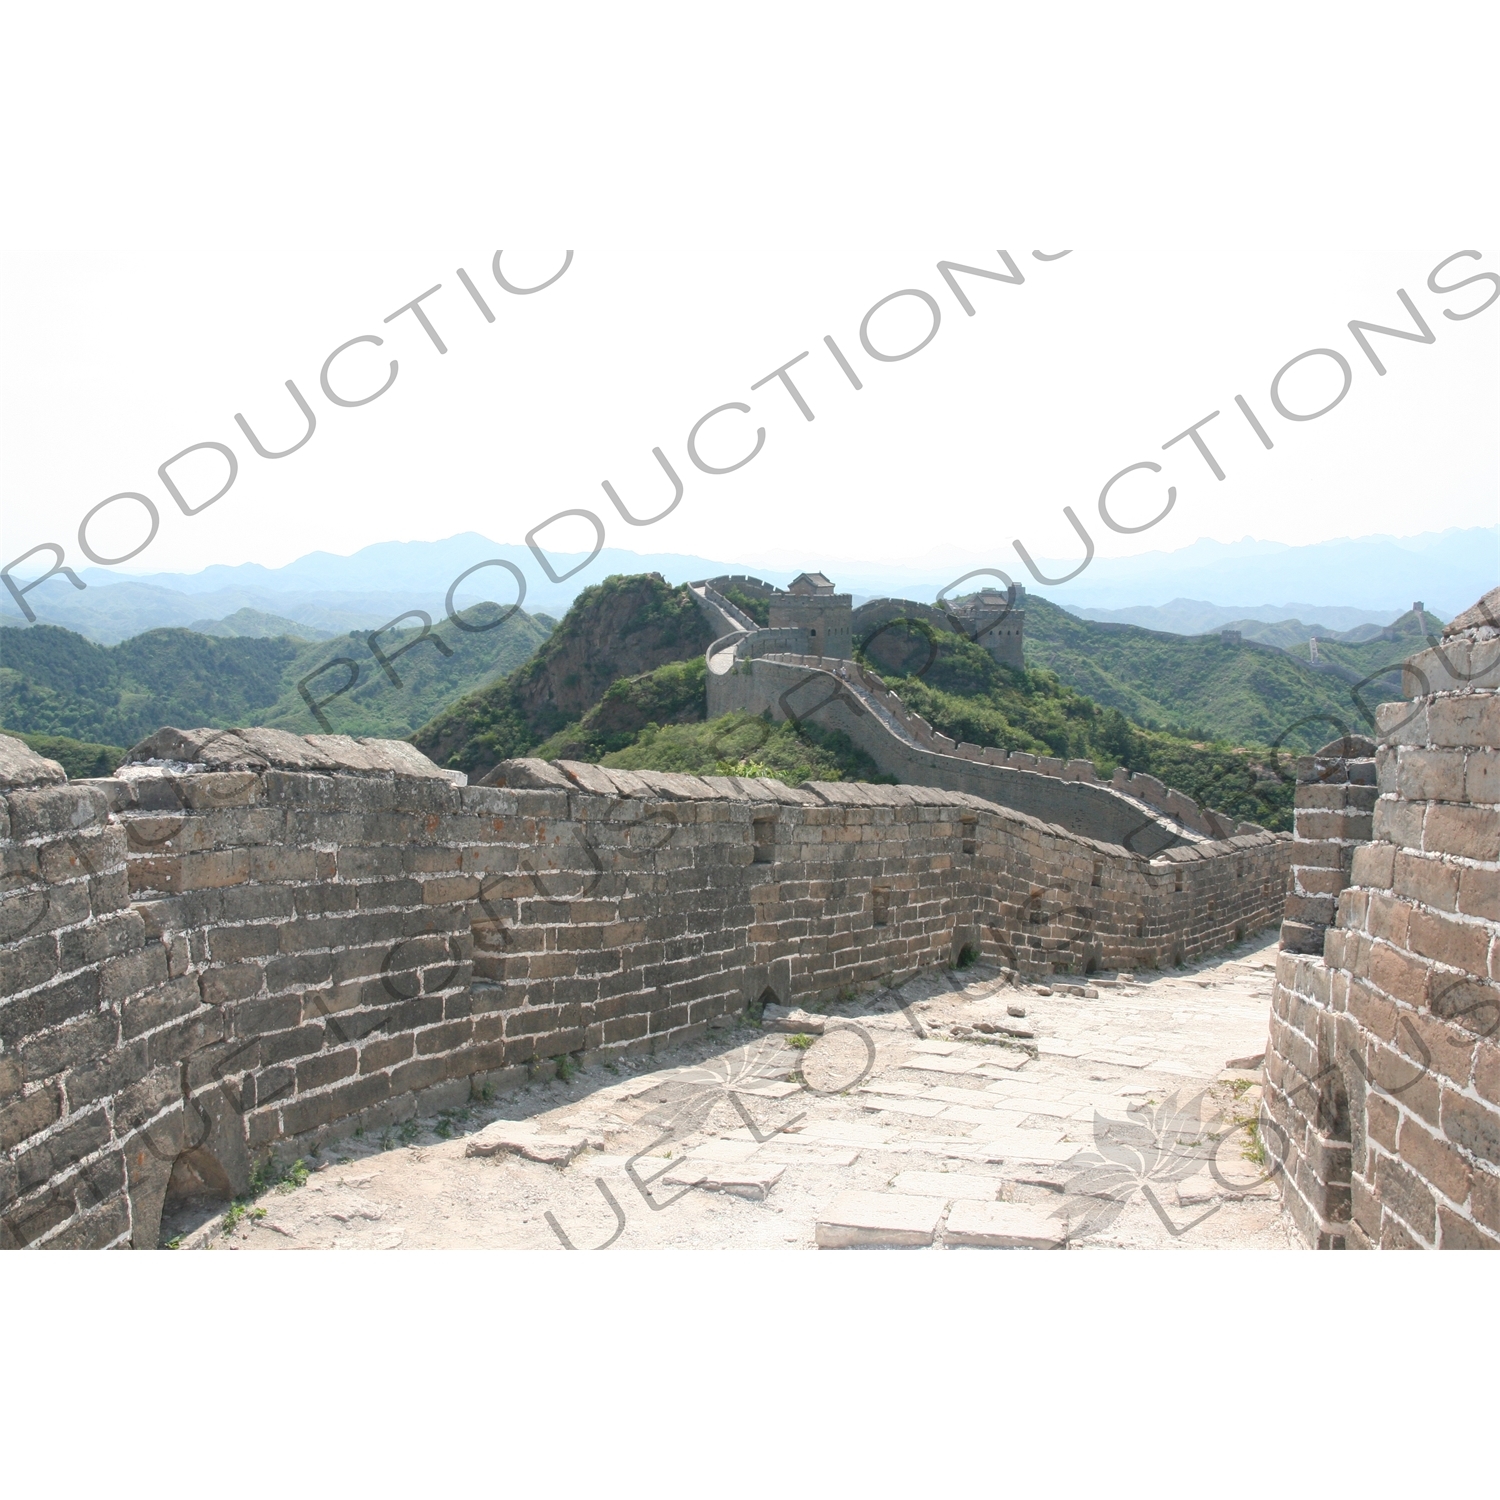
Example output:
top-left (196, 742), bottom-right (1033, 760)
top-left (1, 724), bottom-right (1289, 1250)
top-left (705, 647), bottom-right (1253, 853)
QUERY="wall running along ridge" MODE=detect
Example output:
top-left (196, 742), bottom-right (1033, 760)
top-left (1261, 588), bottom-right (1500, 1248)
top-left (0, 724), bottom-right (1288, 1249)
top-left (691, 583), bottom-right (1260, 856)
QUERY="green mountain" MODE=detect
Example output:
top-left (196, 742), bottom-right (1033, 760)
top-left (187, 607), bottom-right (336, 640)
top-left (412, 574), bottom-right (714, 774)
top-left (1021, 597), bottom-right (1408, 749)
top-left (0, 604), bottom-right (550, 747)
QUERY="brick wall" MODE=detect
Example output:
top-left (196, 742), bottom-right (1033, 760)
top-left (1278, 735), bottom-right (1377, 955)
top-left (1261, 589), bottom-right (1500, 1249)
top-left (2, 726), bottom-right (1288, 1250)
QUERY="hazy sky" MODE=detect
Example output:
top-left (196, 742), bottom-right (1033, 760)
top-left (2, 8), bottom-right (1496, 590)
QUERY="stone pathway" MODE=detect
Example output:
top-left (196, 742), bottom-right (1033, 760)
top-left (192, 933), bottom-right (1299, 1251)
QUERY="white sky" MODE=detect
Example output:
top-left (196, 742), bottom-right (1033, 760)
top-left (2, 5), bottom-right (1496, 586)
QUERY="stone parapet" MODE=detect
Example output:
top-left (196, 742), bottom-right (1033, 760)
top-left (1, 728), bottom-right (1289, 1249)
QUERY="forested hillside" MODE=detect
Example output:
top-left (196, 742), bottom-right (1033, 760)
top-left (0, 604), bottom-right (549, 745)
top-left (1022, 597), bottom-right (1407, 747)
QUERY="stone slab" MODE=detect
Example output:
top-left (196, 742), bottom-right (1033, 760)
top-left (754, 1144), bottom-right (861, 1167)
top-left (976, 1055), bottom-right (1032, 1074)
top-left (859, 1095), bottom-right (949, 1117)
top-left (891, 1171), bottom-right (1004, 1201)
top-left (661, 1162), bottom-right (785, 1199)
top-left (899, 1055), bottom-right (984, 1076)
top-left (943, 1200), bottom-right (1067, 1248)
top-left (815, 1191), bottom-right (945, 1248)
top-left (464, 1121), bottom-right (599, 1165)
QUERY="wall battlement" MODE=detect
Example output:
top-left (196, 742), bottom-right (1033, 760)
top-left (0, 725), bottom-right (1288, 1249)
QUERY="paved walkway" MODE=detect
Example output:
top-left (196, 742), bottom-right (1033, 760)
top-left (195, 933), bottom-right (1299, 1251)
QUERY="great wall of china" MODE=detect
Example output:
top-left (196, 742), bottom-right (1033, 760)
top-left (1, 579), bottom-right (1495, 1249)
top-left (691, 575), bottom-right (1258, 854)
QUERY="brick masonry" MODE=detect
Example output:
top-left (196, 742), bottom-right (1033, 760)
top-left (0, 722), bottom-right (1289, 1249)
top-left (1262, 587), bottom-right (1500, 1248)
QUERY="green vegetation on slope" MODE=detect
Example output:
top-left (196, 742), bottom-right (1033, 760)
top-left (1022, 596), bottom-right (1405, 748)
top-left (859, 621), bottom-right (1294, 829)
top-left (531, 657), bottom-right (709, 761)
top-left (0, 604), bottom-right (549, 747)
top-left (187, 607), bottom-right (336, 640)
top-left (0, 625), bottom-right (303, 745)
top-left (412, 574), bottom-right (713, 774)
top-left (255, 603), bottom-right (550, 738)
top-left (599, 711), bottom-right (894, 787)
top-left (1281, 608), bottom-right (1444, 711)
top-left (717, 584), bottom-right (771, 627)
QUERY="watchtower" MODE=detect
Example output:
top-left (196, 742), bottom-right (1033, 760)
top-left (946, 585), bottom-right (1025, 669)
top-left (768, 571), bottom-right (853, 659)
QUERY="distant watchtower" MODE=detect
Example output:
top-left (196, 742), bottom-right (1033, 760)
top-left (947, 585), bottom-right (1026, 670)
top-left (769, 571), bottom-right (853, 659)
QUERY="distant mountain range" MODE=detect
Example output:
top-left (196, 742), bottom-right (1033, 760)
top-left (1065, 600), bottom-right (1407, 640)
top-left (0, 537), bottom-right (748, 645)
top-left (2, 526), bottom-right (1492, 646)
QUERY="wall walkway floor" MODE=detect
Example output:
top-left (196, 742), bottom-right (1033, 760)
top-left (189, 933), bottom-right (1299, 1251)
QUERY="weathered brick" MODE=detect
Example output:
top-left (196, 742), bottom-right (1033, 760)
top-left (1437, 1206), bottom-right (1499, 1248)
top-left (1458, 866), bottom-right (1500, 922)
top-left (1392, 851), bottom-right (1459, 912)
top-left (0, 1085), bottom-right (60, 1151)
top-left (1473, 1168), bottom-right (1500, 1233)
top-left (295, 1047), bottom-right (358, 1093)
top-left (200, 962), bottom-right (264, 1006)
top-left (278, 1072), bottom-right (390, 1136)
top-left (0, 967), bottom-right (100, 1051)
top-left (1368, 944), bottom-right (1432, 1007)
top-left (1398, 1116), bottom-right (1472, 1204)
top-left (0, 935), bottom-right (62, 999)
top-left (120, 975), bottom-right (202, 1040)
top-left (5, 786), bottom-right (110, 841)
top-left (1466, 750), bottom-right (1500, 804)
top-left (1441, 1089), bottom-right (1500, 1166)
top-left (1423, 803), bottom-right (1500, 862)
top-left (13, 1106), bottom-right (111, 1194)
top-left (1425, 694), bottom-right (1500, 749)
top-left (358, 1034), bottom-right (414, 1073)
top-left (209, 924), bottom-right (283, 961)
top-left (1350, 841), bottom-right (1396, 890)
top-left (1397, 749), bottom-right (1467, 802)
top-left (1374, 1154), bottom-right (1436, 1241)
